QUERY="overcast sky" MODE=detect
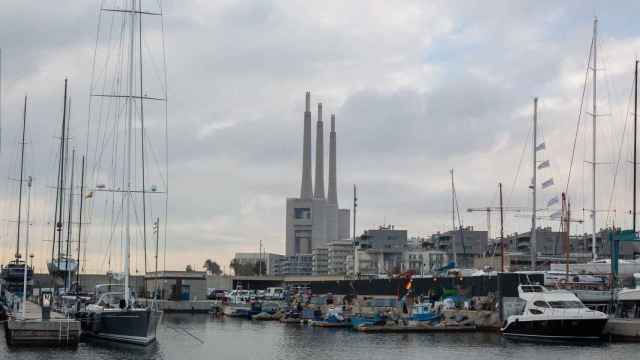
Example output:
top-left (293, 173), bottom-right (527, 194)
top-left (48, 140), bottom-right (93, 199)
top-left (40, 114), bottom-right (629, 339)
top-left (1, 1), bottom-right (640, 274)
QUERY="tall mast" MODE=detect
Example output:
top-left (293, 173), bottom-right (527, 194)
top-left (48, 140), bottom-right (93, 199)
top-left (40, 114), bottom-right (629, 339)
top-left (499, 182), bottom-right (504, 272)
top-left (52, 79), bottom-right (68, 285)
top-left (15, 96), bottom-right (27, 260)
top-left (21, 176), bottom-right (32, 320)
top-left (139, 0), bottom-right (148, 277)
top-left (591, 17), bottom-right (598, 261)
top-left (65, 149), bottom-right (75, 290)
top-left (450, 169), bottom-right (458, 265)
top-left (124, 0), bottom-right (136, 307)
top-left (531, 97), bottom-right (538, 270)
top-left (76, 156), bottom-right (85, 286)
top-left (634, 59), bottom-right (638, 233)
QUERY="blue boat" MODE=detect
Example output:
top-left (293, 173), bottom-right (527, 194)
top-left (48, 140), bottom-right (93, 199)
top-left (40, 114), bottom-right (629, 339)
top-left (409, 303), bottom-right (441, 323)
top-left (350, 314), bottom-right (385, 328)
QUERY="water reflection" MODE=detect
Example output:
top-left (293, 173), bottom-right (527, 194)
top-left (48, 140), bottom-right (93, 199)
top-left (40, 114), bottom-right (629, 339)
top-left (0, 314), bottom-right (635, 360)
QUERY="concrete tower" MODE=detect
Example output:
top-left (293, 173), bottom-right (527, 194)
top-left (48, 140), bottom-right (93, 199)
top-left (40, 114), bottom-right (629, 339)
top-left (327, 114), bottom-right (337, 205)
top-left (314, 103), bottom-right (325, 199)
top-left (300, 92), bottom-right (313, 199)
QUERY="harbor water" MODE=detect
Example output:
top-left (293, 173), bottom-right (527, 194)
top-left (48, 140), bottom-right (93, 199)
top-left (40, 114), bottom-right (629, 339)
top-left (1, 314), bottom-right (639, 360)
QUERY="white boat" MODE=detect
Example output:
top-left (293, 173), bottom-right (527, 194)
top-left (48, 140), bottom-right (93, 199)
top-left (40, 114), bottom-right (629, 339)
top-left (501, 284), bottom-right (608, 342)
top-left (605, 288), bottom-right (640, 341)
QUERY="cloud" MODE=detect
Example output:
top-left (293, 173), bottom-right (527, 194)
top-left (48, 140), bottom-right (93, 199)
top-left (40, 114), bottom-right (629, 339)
top-left (1, 1), bottom-right (640, 272)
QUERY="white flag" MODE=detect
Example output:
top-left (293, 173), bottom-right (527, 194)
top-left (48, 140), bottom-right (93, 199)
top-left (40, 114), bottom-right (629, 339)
top-left (546, 196), bottom-right (559, 207)
top-left (535, 142), bottom-right (546, 151)
top-left (541, 178), bottom-right (554, 189)
top-left (538, 160), bottom-right (550, 169)
top-left (550, 210), bottom-right (562, 219)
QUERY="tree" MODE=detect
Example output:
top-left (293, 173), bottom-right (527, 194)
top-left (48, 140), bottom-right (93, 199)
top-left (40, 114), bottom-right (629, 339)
top-left (230, 259), bottom-right (256, 276)
top-left (203, 259), bottom-right (222, 275)
top-left (185, 264), bottom-right (194, 272)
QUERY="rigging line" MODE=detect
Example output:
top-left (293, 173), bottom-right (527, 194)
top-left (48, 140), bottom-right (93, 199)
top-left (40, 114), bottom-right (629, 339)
top-left (604, 76), bottom-right (634, 227)
top-left (507, 116), bottom-right (532, 206)
top-left (565, 34), bottom-right (594, 195)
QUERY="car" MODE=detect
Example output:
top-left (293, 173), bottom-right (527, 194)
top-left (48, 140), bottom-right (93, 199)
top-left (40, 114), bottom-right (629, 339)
top-left (208, 289), bottom-right (228, 300)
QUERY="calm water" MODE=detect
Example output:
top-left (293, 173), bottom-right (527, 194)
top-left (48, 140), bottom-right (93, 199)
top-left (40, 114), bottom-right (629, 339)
top-left (1, 314), bottom-right (639, 360)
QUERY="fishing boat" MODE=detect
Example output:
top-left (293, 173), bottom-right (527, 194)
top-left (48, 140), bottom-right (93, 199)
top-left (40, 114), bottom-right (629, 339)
top-left (501, 284), bottom-right (608, 342)
top-left (409, 302), bottom-right (441, 323)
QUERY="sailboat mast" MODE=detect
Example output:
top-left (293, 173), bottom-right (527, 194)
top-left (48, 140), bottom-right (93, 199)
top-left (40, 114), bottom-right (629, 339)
top-left (65, 149), bottom-right (75, 290)
top-left (52, 80), bottom-right (68, 276)
top-left (499, 182), bottom-right (504, 272)
top-left (139, 0), bottom-right (148, 277)
top-left (15, 96), bottom-right (27, 260)
top-left (76, 156), bottom-right (85, 286)
top-left (450, 169), bottom-right (458, 265)
top-left (634, 59), bottom-right (638, 233)
top-left (531, 97), bottom-right (538, 270)
top-left (591, 17), bottom-right (598, 261)
top-left (124, 0), bottom-right (136, 306)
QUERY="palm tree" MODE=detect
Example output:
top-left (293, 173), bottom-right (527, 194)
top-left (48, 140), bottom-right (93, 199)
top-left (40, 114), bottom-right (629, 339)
top-left (203, 259), bottom-right (222, 275)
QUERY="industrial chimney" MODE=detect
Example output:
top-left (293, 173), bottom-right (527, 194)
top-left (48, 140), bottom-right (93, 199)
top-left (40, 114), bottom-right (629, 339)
top-left (314, 103), bottom-right (325, 199)
top-left (327, 114), bottom-right (337, 205)
top-left (300, 92), bottom-right (313, 199)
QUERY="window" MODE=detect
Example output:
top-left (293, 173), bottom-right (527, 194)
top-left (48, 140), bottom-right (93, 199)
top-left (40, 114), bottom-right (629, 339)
top-left (294, 208), bottom-right (311, 219)
top-left (548, 301), bottom-right (584, 309)
top-left (533, 301), bottom-right (549, 308)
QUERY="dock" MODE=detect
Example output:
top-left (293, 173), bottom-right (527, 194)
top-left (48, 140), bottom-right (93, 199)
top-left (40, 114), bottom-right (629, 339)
top-left (4, 299), bottom-right (80, 346)
top-left (354, 323), bottom-right (478, 333)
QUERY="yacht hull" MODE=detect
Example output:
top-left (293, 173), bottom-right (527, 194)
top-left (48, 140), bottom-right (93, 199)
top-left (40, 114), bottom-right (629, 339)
top-left (80, 308), bottom-right (162, 345)
top-left (503, 318), bottom-right (608, 342)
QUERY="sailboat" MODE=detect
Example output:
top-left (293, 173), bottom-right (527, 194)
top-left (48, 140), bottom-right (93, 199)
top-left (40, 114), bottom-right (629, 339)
top-left (76, 0), bottom-right (164, 345)
top-left (0, 97), bottom-right (33, 295)
top-left (47, 79), bottom-right (79, 292)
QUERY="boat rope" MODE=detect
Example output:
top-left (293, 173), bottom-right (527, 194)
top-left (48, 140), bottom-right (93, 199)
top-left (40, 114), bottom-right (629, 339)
top-left (167, 325), bottom-right (204, 344)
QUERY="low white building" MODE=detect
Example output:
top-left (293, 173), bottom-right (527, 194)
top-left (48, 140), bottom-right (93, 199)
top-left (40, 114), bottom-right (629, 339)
top-left (312, 247), bottom-right (329, 275)
top-left (328, 240), bottom-right (353, 275)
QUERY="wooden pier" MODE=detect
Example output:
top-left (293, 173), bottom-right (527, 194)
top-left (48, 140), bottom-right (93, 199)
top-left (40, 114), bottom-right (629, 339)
top-left (4, 300), bottom-right (80, 346)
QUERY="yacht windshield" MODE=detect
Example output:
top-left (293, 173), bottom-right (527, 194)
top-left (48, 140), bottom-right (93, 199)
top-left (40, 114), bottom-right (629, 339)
top-left (548, 301), bottom-right (584, 309)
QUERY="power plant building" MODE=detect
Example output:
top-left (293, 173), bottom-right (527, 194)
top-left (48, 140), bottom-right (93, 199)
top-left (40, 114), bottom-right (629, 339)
top-left (286, 92), bottom-right (350, 257)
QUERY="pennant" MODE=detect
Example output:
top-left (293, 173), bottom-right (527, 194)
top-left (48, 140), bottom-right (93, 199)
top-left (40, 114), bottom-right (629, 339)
top-left (546, 196), bottom-right (559, 207)
top-left (541, 178), bottom-right (554, 189)
top-left (550, 210), bottom-right (562, 219)
top-left (535, 142), bottom-right (546, 151)
top-left (538, 160), bottom-right (550, 169)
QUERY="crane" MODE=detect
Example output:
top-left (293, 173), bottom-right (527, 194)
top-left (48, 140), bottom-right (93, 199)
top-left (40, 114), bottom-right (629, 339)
top-left (466, 206), bottom-right (529, 239)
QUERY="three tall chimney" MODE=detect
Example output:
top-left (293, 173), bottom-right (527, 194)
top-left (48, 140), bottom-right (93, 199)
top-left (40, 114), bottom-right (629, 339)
top-left (300, 92), bottom-right (313, 199)
top-left (327, 114), bottom-right (337, 205)
top-left (314, 103), bottom-right (325, 199)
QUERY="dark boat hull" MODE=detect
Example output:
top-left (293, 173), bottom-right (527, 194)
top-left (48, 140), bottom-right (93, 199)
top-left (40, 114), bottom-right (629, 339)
top-left (502, 318), bottom-right (608, 342)
top-left (80, 308), bottom-right (162, 345)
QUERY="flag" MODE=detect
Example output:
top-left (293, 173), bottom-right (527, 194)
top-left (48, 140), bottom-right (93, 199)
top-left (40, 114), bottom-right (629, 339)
top-left (546, 196), bottom-right (559, 207)
top-left (550, 210), bottom-right (562, 219)
top-left (85, 191), bottom-right (94, 199)
top-left (537, 160), bottom-right (550, 169)
top-left (535, 142), bottom-right (546, 151)
top-left (541, 178), bottom-right (554, 189)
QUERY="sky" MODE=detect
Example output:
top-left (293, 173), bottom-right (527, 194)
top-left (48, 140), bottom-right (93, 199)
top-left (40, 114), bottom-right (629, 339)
top-left (1, 0), bottom-right (640, 274)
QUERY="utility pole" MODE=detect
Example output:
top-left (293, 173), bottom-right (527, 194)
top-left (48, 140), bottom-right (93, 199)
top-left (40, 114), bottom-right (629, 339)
top-left (352, 185), bottom-right (357, 243)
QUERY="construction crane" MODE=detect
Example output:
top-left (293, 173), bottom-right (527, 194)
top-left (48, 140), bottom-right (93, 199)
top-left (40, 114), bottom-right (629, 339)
top-left (466, 206), bottom-right (529, 239)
